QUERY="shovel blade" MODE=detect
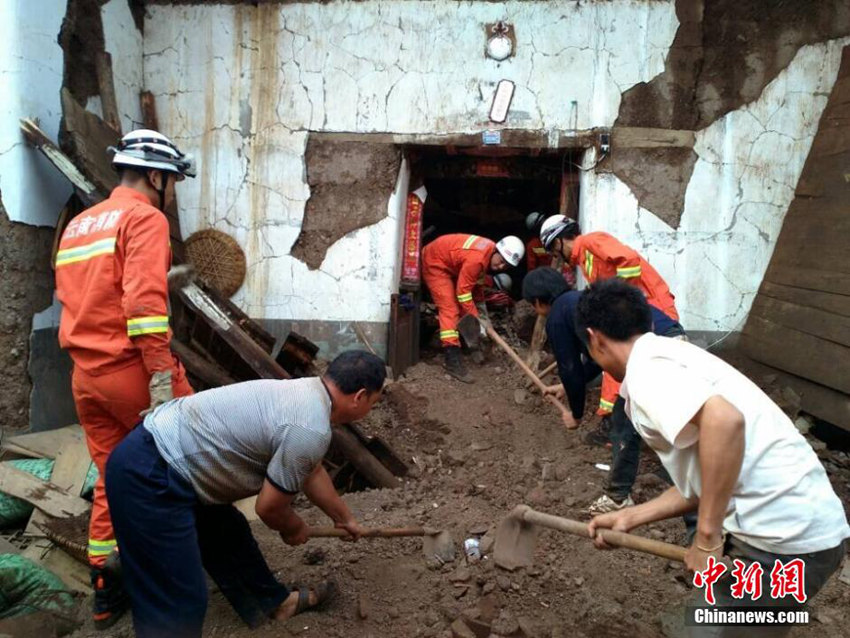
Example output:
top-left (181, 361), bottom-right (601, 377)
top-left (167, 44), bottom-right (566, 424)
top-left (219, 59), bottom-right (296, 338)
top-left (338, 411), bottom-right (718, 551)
top-left (493, 507), bottom-right (539, 571)
top-left (457, 314), bottom-right (481, 349)
top-left (423, 531), bottom-right (456, 563)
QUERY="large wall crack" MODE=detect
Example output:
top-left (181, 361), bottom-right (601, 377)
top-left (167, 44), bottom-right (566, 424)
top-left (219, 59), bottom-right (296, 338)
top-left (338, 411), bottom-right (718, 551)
top-left (609, 0), bottom-right (850, 229)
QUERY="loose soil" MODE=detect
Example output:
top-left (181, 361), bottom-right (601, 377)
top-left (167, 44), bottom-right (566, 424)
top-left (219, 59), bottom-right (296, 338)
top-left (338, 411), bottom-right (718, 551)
top-left (71, 346), bottom-right (850, 638)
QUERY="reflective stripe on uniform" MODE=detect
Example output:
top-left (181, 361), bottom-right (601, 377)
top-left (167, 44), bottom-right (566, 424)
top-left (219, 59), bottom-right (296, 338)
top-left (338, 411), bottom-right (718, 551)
top-left (127, 315), bottom-right (169, 337)
top-left (585, 250), bottom-right (594, 279)
top-left (457, 292), bottom-right (473, 303)
top-left (88, 538), bottom-right (118, 557)
top-left (55, 238), bottom-right (117, 267)
top-left (616, 265), bottom-right (642, 279)
top-left (533, 247), bottom-right (547, 255)
top-left (598, 398), bottom-right (614, 412)
top-left (461, 235), bottom-right (480, 250)
top-left (440, 329), bottom-right (460, 341)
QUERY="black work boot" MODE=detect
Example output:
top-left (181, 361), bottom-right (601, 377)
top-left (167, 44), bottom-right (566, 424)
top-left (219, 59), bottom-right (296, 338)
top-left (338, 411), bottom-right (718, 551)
top-left (444, 346), bottom-right (473, 383)
top-left (91, 552), bottom-right (129, 630)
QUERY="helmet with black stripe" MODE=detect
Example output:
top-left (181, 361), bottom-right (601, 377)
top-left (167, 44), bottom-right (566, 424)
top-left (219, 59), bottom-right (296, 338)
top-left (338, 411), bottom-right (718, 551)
top-left (109, 129), bottom-right (196, 180)
top-left (540, 214), bottom-right (580, 250)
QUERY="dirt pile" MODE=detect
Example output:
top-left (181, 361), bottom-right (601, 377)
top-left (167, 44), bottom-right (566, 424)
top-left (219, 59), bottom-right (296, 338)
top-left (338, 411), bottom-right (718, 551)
top-left (70, 348), bottom-right (850, 638)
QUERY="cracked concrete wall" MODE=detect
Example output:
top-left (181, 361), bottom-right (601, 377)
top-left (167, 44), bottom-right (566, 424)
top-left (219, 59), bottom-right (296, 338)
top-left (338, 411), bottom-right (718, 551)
top-left (143, 0), bottom-right (849, 339)
top-left (143, 1), bottom-right (679, 339)
top-left (582, 37), bottom-right (850, 335)
top-left (0, 0), bottom-right (72, 226)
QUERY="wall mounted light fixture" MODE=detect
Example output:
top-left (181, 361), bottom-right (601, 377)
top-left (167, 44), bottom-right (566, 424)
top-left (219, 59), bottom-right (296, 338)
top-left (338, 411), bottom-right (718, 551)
top-left (486, 22), bottom-right (514, 61)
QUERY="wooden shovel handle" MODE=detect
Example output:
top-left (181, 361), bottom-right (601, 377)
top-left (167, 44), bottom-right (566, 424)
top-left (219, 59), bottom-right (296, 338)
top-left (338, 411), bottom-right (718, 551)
top-left (306, 526), bottom-right (427, 539)
top-left (484, 325), bottom-right (573, 422)
top-left (521, 507), bottom-right (687, 562)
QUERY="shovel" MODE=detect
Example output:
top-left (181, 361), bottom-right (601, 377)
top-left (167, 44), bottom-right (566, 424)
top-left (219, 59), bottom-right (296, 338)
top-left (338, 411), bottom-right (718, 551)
top-left (306, 525), bottom-right (456, 563)
top-left (493, 505), bottom-right (687, 570)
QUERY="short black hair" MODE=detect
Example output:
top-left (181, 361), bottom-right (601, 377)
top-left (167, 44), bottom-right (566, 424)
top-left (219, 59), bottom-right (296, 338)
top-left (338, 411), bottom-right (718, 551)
top-left (575, 279), bottom-right (652, 343)
top-left (522, 268), bottom-right (569, 305)
top-left (325, 350), bottom-right (386, 394)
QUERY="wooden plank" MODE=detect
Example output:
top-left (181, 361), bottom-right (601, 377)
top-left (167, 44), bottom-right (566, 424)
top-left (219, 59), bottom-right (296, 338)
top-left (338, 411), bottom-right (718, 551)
top-left (765, 265), bottom-right (850, 297)
top-left (19, 119), bottom-right (102, 207)
top-left (0, 463), bottom-right (90, 518)
top-left (748, 296), bottom-right (850, 348)
top-left (21, 539), bottom-right (90, 593)
top-left (741, 316), bottom-right (850, 395)
top-left (766, 369), bottom-right (850, 433)
top-left (612, 126), bottom-right (695, 149)
top-left (95, 51), bottom-right (121, 134)
top-left (759, 281), bottom-right (850, 318)
top-left (4, 425), bottom-right (84, 460)
top-left (60, 88), bottom-right (121, 197)
top-left (176, 283), bottom-right (291, 380)
top-left (50, 442), bottom-right (92, 497)
top-left (172, 340), bottom-right (237, 388)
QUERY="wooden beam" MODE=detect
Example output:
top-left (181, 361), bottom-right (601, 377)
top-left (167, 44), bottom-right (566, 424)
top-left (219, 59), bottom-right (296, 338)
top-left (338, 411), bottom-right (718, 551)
top-left (171, 340), bottom-right (238, 387)
top-left (0, 463), bottom-right (90, 518)
top-left (331, 427), bottom-right (400, 489)
top-left (4, 425), bottom-right (85, 460)
top-left (19, 119), bottom-right (101, 207)
top-left (95, 51), bottom-right (122, 134)
top-left (60, 88), bottom-right (121, 196)
top-left (177, 283), bottom-right (291, 380)
top-left (611, 127), bottom-right (696, 149)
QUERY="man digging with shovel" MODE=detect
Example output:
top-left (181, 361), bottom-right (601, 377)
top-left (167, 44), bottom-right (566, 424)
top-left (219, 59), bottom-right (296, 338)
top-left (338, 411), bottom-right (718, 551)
top-left (577, 280), bottom-right (849, 636)
top-left (104, 351), bottom-right (385, 638)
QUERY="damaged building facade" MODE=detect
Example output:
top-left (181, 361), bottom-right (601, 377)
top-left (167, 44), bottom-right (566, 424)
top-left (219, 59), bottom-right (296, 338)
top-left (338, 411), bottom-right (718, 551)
top-left (3, 0), bottom-right (850, 431)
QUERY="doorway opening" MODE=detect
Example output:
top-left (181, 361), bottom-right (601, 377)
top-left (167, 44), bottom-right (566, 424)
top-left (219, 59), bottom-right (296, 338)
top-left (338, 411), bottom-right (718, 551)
top-left (399, 146), bottom-right (583, 367)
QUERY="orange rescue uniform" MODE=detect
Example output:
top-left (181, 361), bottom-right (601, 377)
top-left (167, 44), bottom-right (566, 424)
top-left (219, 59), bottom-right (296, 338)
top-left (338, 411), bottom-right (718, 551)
top-left (569, 231), bottom-right (679, 414)
top-left (55, 186), bottom-right (193, 568)
top-left (422, 234), bottom-right (495, 347)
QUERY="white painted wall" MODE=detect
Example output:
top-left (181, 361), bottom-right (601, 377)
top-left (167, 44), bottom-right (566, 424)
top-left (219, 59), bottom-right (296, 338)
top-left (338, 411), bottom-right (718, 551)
top-left (143, 1), bottom-right (679, 325)
top-left (582, 37), bottom-right (850, 333)
top-left (102, 0), bottom-right (144, 133)
top-left (142, 1), bottom-right (845, 333)
top-left (0, 0), bottom-right (71, 227)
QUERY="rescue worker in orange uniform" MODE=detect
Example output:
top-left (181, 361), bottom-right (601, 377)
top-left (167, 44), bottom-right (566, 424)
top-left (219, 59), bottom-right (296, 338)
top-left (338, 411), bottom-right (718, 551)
top-left (55, 129), bottom-right (196, 629)
top-left (539, 214), bottom-right (683, 514)
top-left (525, 212), bottom-right (577, 288)
top-left (422, 233), bottom-right (524, 382)
top-left (525, 212), bottom-right (552, 271)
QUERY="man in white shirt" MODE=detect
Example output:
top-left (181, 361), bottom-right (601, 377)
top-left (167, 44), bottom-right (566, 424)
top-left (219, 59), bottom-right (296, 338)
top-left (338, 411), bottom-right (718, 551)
top-left (577, 280), bottom-right (848, 636)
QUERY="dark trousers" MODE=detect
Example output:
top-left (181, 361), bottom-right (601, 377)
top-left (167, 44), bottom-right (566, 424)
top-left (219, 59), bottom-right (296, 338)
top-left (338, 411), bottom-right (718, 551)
top-left (606, 396), bottom-right (640, 502)
top-left (105, 426), bottom-right (289, 638)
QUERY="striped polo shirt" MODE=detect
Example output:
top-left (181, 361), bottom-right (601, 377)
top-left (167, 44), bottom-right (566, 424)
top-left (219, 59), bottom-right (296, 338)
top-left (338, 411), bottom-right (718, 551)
top-left (144, 377), bottom-right (333, 504)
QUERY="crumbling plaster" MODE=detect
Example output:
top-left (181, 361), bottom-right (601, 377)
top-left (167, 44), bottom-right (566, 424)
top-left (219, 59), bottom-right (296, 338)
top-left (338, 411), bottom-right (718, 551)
top-left (144, 1), bottom-right (847, 335)
top-left (102, 0), bottom-right (145, 133)
top-left (144, 1), bottom-right (679, 326)
top-left (582, 37), bottom-right (850, 334)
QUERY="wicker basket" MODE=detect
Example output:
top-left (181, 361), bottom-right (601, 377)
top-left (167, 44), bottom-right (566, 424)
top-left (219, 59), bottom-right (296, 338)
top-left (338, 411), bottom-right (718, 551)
top-left (185, 229), bottom-right (247, 297)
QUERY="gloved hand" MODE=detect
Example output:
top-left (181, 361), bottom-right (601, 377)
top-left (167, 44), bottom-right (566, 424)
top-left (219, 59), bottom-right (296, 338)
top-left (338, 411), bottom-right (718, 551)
top-left (475, 303), bottom-right (492, 338)
top-left (167, 264), bottom-right (196, 292)
top-left (140, 370), bottom-right (173, 417)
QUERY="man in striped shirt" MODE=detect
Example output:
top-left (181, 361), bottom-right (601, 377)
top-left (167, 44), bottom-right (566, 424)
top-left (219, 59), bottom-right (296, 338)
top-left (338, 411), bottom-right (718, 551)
top-left (105, 350), bottom-right (385, 638)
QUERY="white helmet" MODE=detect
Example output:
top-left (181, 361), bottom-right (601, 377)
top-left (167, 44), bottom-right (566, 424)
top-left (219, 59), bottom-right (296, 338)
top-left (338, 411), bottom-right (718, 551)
top-left (492, 273), bottom-right (512, 292)
top-left (495, 235), bottom-right (524, 267)
top-left (539, 214), bottom-right (580, 250)
top-left (110, 129), bottom-right (196, 179)
top-left (525, 211), bottom-right (545, 231)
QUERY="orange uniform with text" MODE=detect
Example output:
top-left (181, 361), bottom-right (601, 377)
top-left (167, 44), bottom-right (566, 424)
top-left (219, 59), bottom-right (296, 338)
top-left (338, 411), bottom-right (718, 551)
top-left (422, 234), bottom-right (495, 347)
top-left (55, 186), bottom-right (192, 569)
top-left (570, 231), bottom-right (679, 415)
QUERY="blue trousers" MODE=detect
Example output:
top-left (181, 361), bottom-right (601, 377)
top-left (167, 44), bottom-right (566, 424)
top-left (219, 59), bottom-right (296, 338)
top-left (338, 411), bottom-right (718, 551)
top-left (105, 425), bottom-right (289, 638)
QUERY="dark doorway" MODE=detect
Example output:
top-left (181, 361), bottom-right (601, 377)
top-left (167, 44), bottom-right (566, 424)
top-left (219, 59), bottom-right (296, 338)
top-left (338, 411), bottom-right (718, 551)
top-left (406, 147), bottom-right (582, 355)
